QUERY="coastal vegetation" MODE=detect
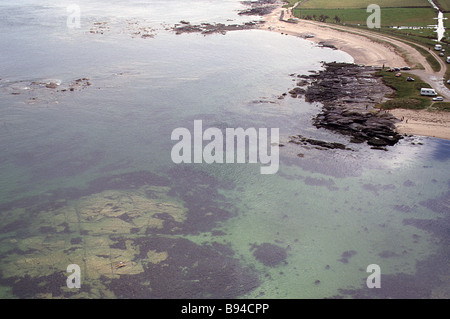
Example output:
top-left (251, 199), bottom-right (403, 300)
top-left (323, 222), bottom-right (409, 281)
top-left (286, 0), bottom-right (432, 9)
top-left (285, 0), bottom-right (450, 88)
top-left (294, 8), bottom-right (436, 27)
top-left (434, 0), bottom-right (450, 12)
top-left (431, 101), bottom-right (450, 110)
top-left (376, 70), bottom-right (431, 109)
top-left (376, 70), bottom-right (450, 111)
top-left (289, 0), bottom-right (440, 31)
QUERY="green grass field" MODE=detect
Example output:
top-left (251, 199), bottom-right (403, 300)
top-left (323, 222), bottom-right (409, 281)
top-left (376, 70), bottom-right (450, 112)
top-left (434, 0), bottom-right (450, 12)
top-left (375, 70), bottom-right (434, 110)
top-left (291, 0), bottom-right (439, 27)
top-left (294, 7), bottom-right (437, 27)
top-left (431, 101), bottom-right (450, 110)
top-left (295, 0), bottom-right (431, 9)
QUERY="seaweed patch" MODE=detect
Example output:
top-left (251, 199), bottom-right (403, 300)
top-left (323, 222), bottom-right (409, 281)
top-left (106, 237), bottom-right (259, 298)
top-left (250, 243), bottom-right (287, 267)
top-left (0, 168), bottom-right (254, 298)
top-left (419, 191), bottom-right (450, 215)
top-left (338, 250), bottom-right (357, 264)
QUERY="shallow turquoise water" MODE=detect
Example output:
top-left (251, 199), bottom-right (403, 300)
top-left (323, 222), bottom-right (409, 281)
top-left (0, 0), bottom-right (448, 299)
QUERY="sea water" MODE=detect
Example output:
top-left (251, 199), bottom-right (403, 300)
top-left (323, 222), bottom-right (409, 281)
top-left (0, 0), bottom-right (449, 299)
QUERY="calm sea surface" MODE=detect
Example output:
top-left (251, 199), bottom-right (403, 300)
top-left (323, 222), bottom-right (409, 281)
top-left (0, 0), bottom-right (449, 298)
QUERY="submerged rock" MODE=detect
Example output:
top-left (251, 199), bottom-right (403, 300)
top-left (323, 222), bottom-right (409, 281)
top-left (251, 243), bottom-right (287, 267)
top-left (107, 237), bottom-right (259, 298)
top-left (172, 21), bottom-right (261, 35)
top-left (289, 134), bottom-right (351, 151)
top-left (0, 168), bottom-right (252, 298)
top-left (419, 191), bottom-right (450, 215)
top-left (338, 250), bottom-right (357, 264)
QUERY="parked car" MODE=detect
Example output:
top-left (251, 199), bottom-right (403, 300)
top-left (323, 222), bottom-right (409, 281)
top-left (406, 77), bottom-right (415, 82)
top-left (446, 79), bottom-right (450, 84)
top-left (440, 52), bottom-right (445, 57)
top-left (393, 67), bottom-right (401, 71)
top-left (432, 96), bottom-right (444, 101)
top-left (401, 66), bottom-right (411, 70)
top-left (395, 72), bottom-right (402, 77)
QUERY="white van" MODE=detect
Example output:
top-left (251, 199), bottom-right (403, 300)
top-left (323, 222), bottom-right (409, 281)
top-left (435, 44), bottom-right (442, 50)
top-left (420, 88), bottom-right (438, 96)
top-left (446, 56), bottom-right (450, 63)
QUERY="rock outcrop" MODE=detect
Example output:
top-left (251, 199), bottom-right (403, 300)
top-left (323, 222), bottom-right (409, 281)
top-left (301, 62), bottom-right (403, 149)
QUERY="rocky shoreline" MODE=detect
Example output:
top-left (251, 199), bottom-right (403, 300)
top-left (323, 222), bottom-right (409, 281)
top-left (286, 62), bottom-right (404, 150)
top-left (173, 21), bottom-right (262, 35)
top-left (172, 0), bottom-right (276, 35)
top-left (239, 0), bottom-right (279, 16)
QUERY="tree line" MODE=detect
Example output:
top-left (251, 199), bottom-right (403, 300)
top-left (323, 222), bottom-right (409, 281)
top-left (301, 14), bottom-right (341, 23)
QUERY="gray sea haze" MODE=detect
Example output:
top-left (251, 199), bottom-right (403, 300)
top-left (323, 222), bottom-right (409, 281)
top-left (0, 0), bottom-right (449, 299)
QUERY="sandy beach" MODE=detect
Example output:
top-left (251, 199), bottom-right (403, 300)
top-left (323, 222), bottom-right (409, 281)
top-left (261, 7), bottom-right (407, 67)
top-left (260, 5), bottom-right (450, 140)
top-left (390, 108), bottom-right (450, 140)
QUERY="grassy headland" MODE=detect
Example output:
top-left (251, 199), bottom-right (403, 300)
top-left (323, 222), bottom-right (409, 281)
top-left (376, 70), bottom-right (450, 110)
top-left (376, 70), bottom-right (432, 109)
top-left (286, 0), bottom-right (450, 87)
